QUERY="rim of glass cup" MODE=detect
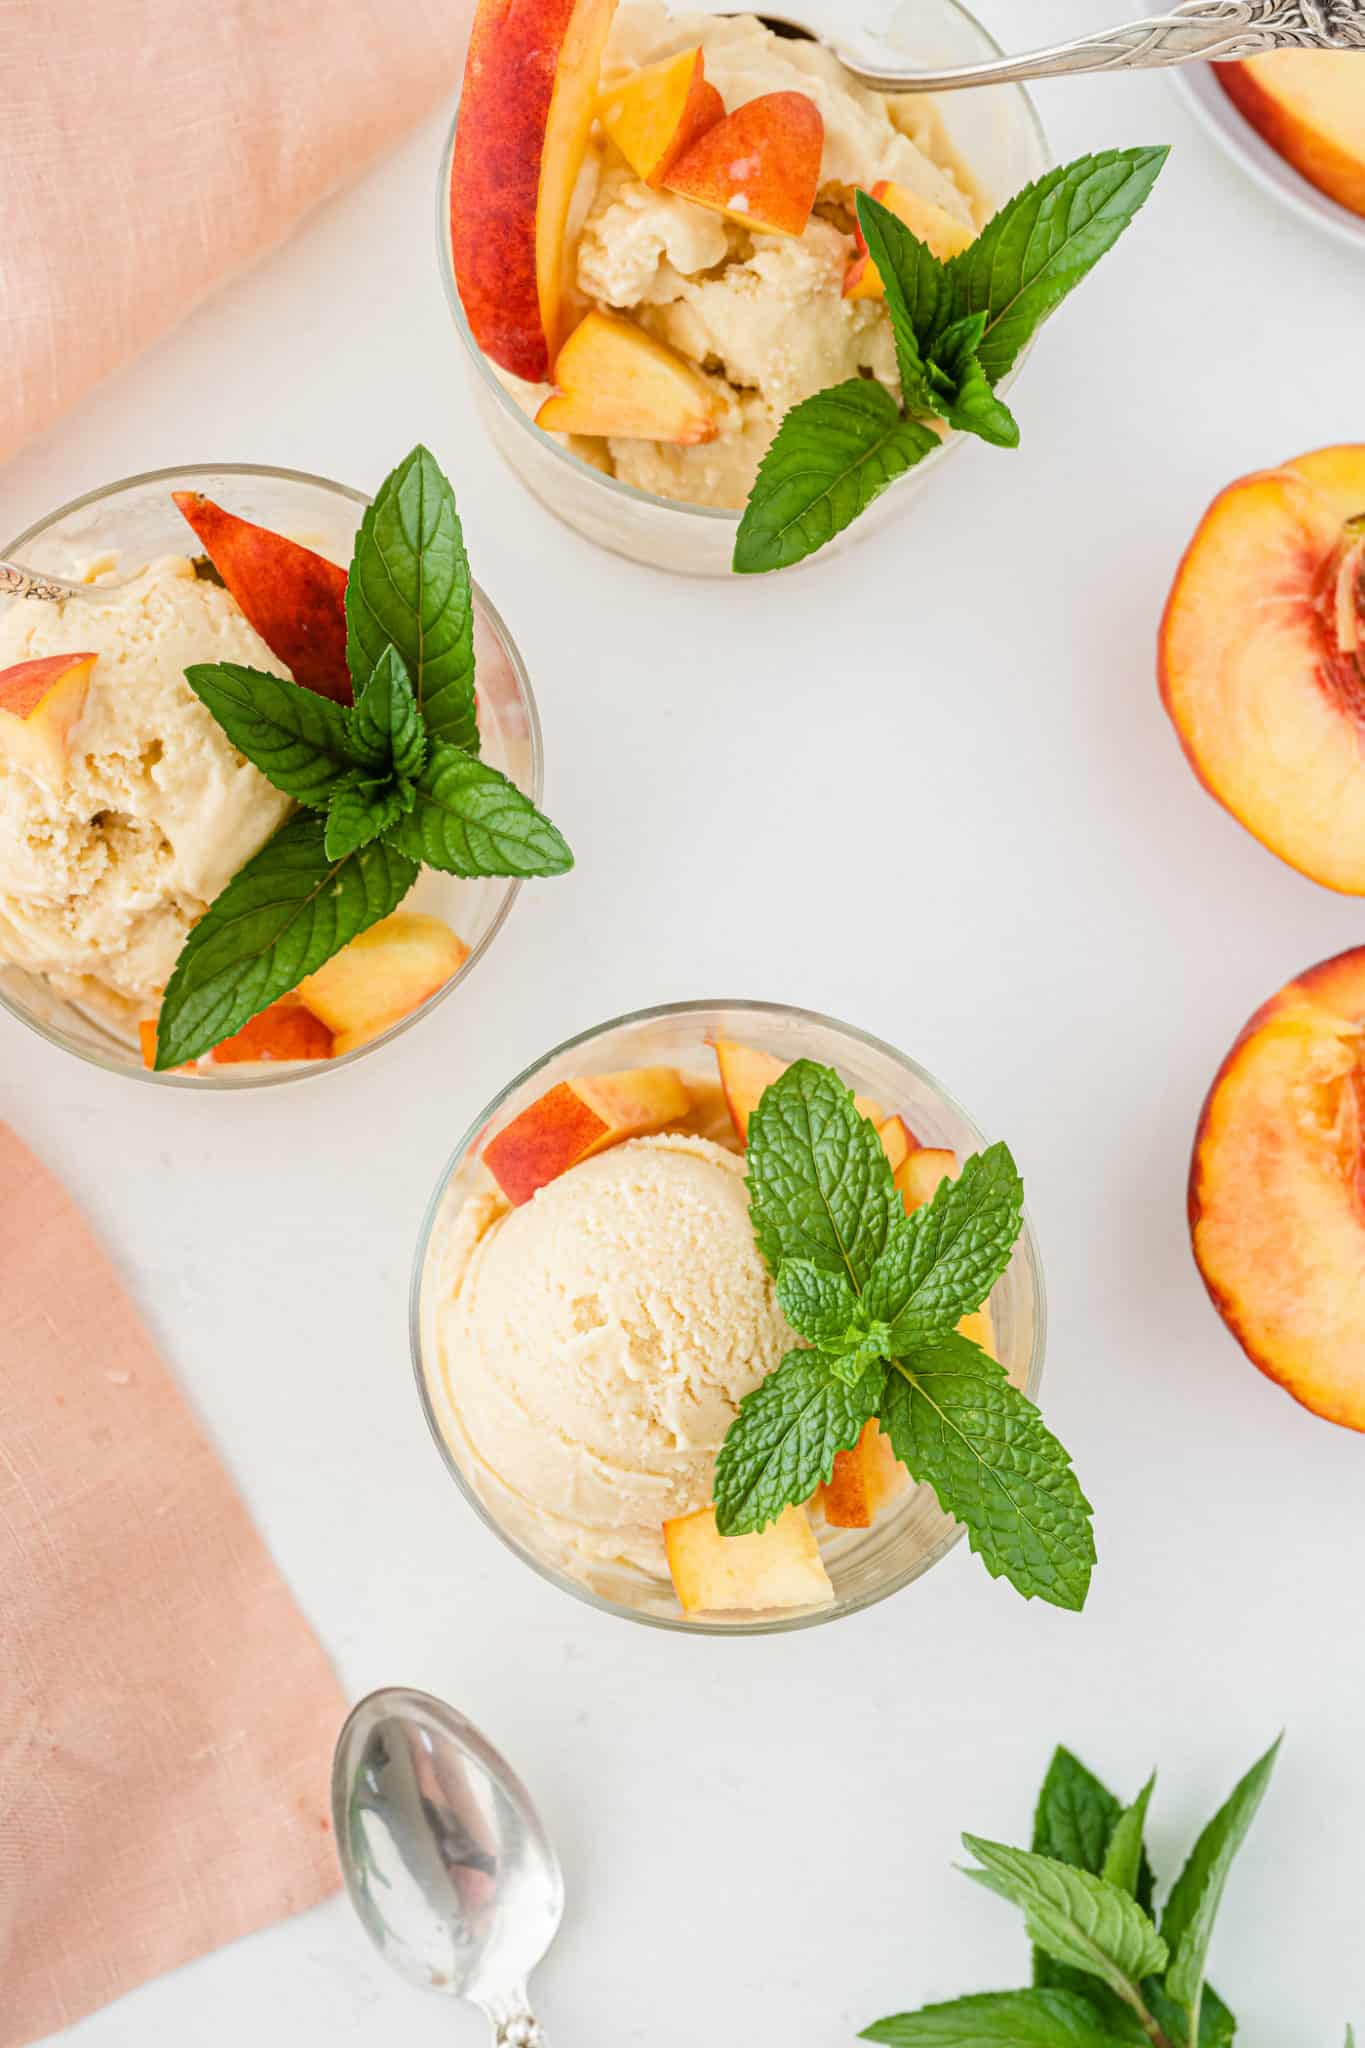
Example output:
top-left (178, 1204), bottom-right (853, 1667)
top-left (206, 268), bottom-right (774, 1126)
top-left (436, 0), bottom-right (1051, 534)
top-left (0, 461), bottom-right (544, 1090)
top-left (409, 996), bottom-right (1048, 1636)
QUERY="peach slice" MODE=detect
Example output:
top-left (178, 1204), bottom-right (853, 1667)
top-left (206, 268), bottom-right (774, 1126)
top-left (173, 493), bottom-right (350, 704)
top-left (1159, 444), bottom-right (1365, 893)
top-left (1190, 946), bottom-right (1365, 1432)
top-left (599, 46), bottom-right (724, 186)
top-left (664, 90), bottom-right (823, 237)
top-left (140, 997), bottom-right (333, 1070)
top-left (0, 652), bottom-right (96, 788)
top-left (1218, 53), bottom-right (1365, 219)
top-left (297, 912), bottom-right (469, 1058)
top-left (484, 1065), bottom-right (691, 1206)
top-left (817, 1418), bottom-right (909, 1529)
top-left (877, 1114), bottom-right (918, 1176)
top-left (844, 179), bottom-right (975, 298)
top-left (450, 0), bottom-right (618, 382)
top-left (709, 1039), bottom-right (886, 1146)
top-left (535, 311), bottom-right (721, 444)
top-left (663, 1503), bottom-right (833, 1613)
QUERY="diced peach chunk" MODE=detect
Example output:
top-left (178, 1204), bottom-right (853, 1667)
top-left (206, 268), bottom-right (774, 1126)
top-left (0, 652), bottom-right (96, 789)
top-left (663, 1503), bottom-right (832, 1614)
top-left (844, 179), bottom-right (975, 298)
top-left (817, 1418), bottom-right (909, 1529)
top-left (298, 913), bottom-right (469, 1058)
top-left (599, 46), bottom-right (724, 185)
top-left (172, 493), bottom-right (350, 703)
top-left (709, 1038), bottom-right (886, 1146)
top-left (536, 311), bottom-right (721, 444)
top-left (484, 1065), bottom-right (691, 1205)
top-left (877, 1114), bottom-right (918, 1175)
top-left (139, 997), bottom-right (335, 1070)
top-left (664, 90), bottom-right (823, 237)
top-left (893, 1146), bottom-right (958, 1212)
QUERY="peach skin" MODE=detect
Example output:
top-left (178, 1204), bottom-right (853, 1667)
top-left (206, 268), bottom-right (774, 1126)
top-left (483, 1065), bottom-right (691, 1206)
top-left (599, 46), bottom-right (723, 186)
top-left (1218, 52), bottom-right (1365, 219)
top-left (664, 91), bottom-right (823, 237)
top-left (172, 494), bottom-right (350, 704)
top-left (0, 652), bottom-right (96, 788)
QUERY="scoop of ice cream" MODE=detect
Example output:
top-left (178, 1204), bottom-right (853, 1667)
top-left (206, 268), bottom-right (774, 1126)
top-left (435, 1132), bottom-right (796, 1580)
top-left (0, 555), bottom-right (293, 1024)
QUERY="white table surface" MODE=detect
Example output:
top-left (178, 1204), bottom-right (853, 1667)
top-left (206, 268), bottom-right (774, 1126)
top-left (4, 6), bottom-right (1363, 2041)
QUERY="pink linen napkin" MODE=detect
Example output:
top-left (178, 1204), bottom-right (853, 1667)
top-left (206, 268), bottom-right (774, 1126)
top-left (0, 1125), bottom-right (346, 2045)
top-left (0, 0), bottom-right (474, 468)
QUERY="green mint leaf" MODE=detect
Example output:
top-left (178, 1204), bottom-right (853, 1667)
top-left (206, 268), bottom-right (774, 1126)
top-left (861, 1988), bottom-right (1133, 2046)
top-left (882, 1334), bottom-right (1094, 1609)
top-left (734, 381), bottom-right (938, 574)
top-left (746, 1060), bottom-right (898, 1292)
top-left (962, 1839), bottom-right (1167, 2001)
top-left (1144, 1981), bottom-right (1236, 2048)
top-left (1345, 2029), bottom-right (1356, 2046)
top-left (931, 309), bottom-right (989, 376)
top-left (345, 444), bottom-right (478, 752)
top-left (154, 813), bottom-right (417, 1068)
top-left (384, 740), bottom-right (572, 878)
top-left (855, 188), bottom-right (949, 407)
top-left (774, 1261), bottom-right (858, 1342)
top-left (1101, 1779), bottom-right (1155, 1898)
top-left (713, 1349), bottom-right (882, 1536)
top-left (863, 1142), bottom-right (1024, 1345)
top-left (1160, 1740), bottom-right (1280, 2036)
top-left (324, 777), bottom-right (409, 860)
top-left (182, 662), bottom-right (362, 809)
top-left (947, 148), bottom-right (1168, 386)
top-left (352, 645), bottom-right (427, 779)
top-left (1033, 1750), bottom-right (1124, 1880)
top-left (941, 357), bottom-right (1021, 449)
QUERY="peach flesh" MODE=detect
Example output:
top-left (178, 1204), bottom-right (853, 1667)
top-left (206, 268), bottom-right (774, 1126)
top-left (663, 91), bottom-right (823, 238)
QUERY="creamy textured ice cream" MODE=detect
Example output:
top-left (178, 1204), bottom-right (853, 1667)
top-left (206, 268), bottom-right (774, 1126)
top-left (520, 1), bottom-right (981, 507)
top-left (433, 1128), bottom-right (796, 1581)
top-left (0, 556), bottom-right (292, 1028)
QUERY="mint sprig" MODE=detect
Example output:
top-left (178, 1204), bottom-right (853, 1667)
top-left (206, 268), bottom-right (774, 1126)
top-left (714, 1060), bottom-right (1093, 1609)
top-left (865, 1739), bottom-right (1305, 2048)
top-left (733, 149), bottom-right (1168, 572)
top-left (155, 445), bottom-right (572, 1068)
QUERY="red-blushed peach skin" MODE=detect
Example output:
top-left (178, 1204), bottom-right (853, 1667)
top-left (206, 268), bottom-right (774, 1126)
top-left (451, 0), bottom-right (618, 382)
top-left (0, 652), bottom-right (96, 786)
top-left (1158, 445), bottom-right (1365, 892)
top-left (483, 1067), bottom-right (691, 1206)
top-left (172, 494), bottom-right (351, 704)
top-left (1217, 53), bottom-right (1365, 220)
top-left (664, 91), bottom-right (824, 238)
top-left (599, 46), bottom-right (724, 187)
top-left (1190, 947), bottom-right (1365, 1432)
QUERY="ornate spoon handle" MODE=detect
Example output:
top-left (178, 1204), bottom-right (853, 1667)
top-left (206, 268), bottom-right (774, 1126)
top-left (834, 0), bottom-right (1365, 91)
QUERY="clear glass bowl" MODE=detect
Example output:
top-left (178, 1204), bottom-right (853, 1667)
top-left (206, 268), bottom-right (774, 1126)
top-left (411, 999), bottom-right (1046, 1634)
top-left (438, 0), bottom-right (1050, 576)
top-left (0, 464), bottom-right (543, 1088)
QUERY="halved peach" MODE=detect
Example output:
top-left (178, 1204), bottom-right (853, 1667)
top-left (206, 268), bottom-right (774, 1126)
top-left (1191, 946), bottom-right (1365, 1431)
top-left (663, 1503), bottom-right (832, 1613)
top-left (450, 0), bottom-right (618, 381)
top-left (1159, 445), bottom-right (1365, 893)
top-left (173, 493), bottom-right (350, 703)
top-left (484, 1065), bottom-right (691, 1206)
top-left (709, 1039), bottom-right (885, 1146)
top-left (844, 179), bottom-right (975, 298)
top-left (664, 90), bottom-right (823, 237)
top-left (536, 311), bottom-right (720, 443)
top-left (599, 46), bottom-right (724, 186)
top-left (1218, 53), bottom-right (1365, 219)
top-left (0, 652), bottom-right (96, 788)
top-left (817, 1418), bottom-right (909, 1529)
top-left (297, 912), bottom-right (469, 1057)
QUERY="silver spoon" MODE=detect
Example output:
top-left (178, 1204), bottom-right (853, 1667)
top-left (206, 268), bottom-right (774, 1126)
top-left (0, 558), bottom-right (223, 603)
top-left (743, 0), bottom-right (1364, 90)
top-left (332, 1686), bottom-right (564, 2047)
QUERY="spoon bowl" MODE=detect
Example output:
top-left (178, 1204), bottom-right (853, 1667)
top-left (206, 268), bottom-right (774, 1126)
top-left (332, 1686), bottom-right (564, 2044)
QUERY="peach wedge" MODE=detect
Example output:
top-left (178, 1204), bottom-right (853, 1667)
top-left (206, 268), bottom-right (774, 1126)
top-left (450, 0), bottom-right (618, 381)
top-left (664, 90), bottom-right (823, 237)
top-left (0, 652), bottom-right (96, 788)
top-left (1191, 947), bottom-right (1365, 1432)
top-left (536, 311), bottom-right (720, 443)
top-left (1159, 444), bottom-right (1365, 893)
top-left (298, 912), bottom-right (469, 1058)
top-left (709, 1039), bottom-right (886, 1146)
top-left (173, 493), bottom-right (351, 704)
top-left (844, 179), bottom-right (975, 298)
top-left (599, 46), bottom-right (723, 186)
top-left (1218, 53), bottom-right (1365, 219)
top-left (663, 1504), bottom-right (832, 1614)
top-left (484, 1066), bottom-right (691, 1206)
top-left (817, 1419), bottom-right (909, 1530)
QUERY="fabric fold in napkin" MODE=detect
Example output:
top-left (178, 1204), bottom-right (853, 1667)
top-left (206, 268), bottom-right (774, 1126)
top-left (0, 1125), bottom-right (346, 2046)
top-left (0, 0), bottom-right (474, 468)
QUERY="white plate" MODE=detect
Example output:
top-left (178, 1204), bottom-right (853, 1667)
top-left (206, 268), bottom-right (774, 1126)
top-left (1170, 61), bottom-right (1365, 253)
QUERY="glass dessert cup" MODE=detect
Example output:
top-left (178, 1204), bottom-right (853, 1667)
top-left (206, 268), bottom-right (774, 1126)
top-left (0, 465), bottom-right (543, 1089)
top-left (412, 998), bottom-right (1046, 1635)
top-left (438, 0), bottom-right (1050, 577)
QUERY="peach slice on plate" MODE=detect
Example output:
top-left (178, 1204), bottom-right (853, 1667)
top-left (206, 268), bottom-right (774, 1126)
top-left (599, 46), bottom-right (724, 186)
top-left (844, 179), bottom-right (975, 298)
top-left (664, 90), bottom-right (823, 237)
top-left (1191, 946), bottom-right (1365, 1431)
top-left (1217, 52), bottom-right (1365, 219)
top-left (1159, 444), bottom-right (1365, 893)
top-left (663, 1503), bottom-right (833, 1613)
top-left (173, 493), bottom-right (351, 704)
top-left (298, 912), bottom-right (469, 1058)
top-left (0, 652), bottom-right (95, 789)
top-left (709, 1039), bottom-right (886, 1146)
top-left (535, 311), bottom-right (721, 443)
top-left (450, 0), bottom-right (618, 382)
top-left (484, 1065), bottom-right (691, 1206)
top-left (817, 1418), bottom-right (909, 1530)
